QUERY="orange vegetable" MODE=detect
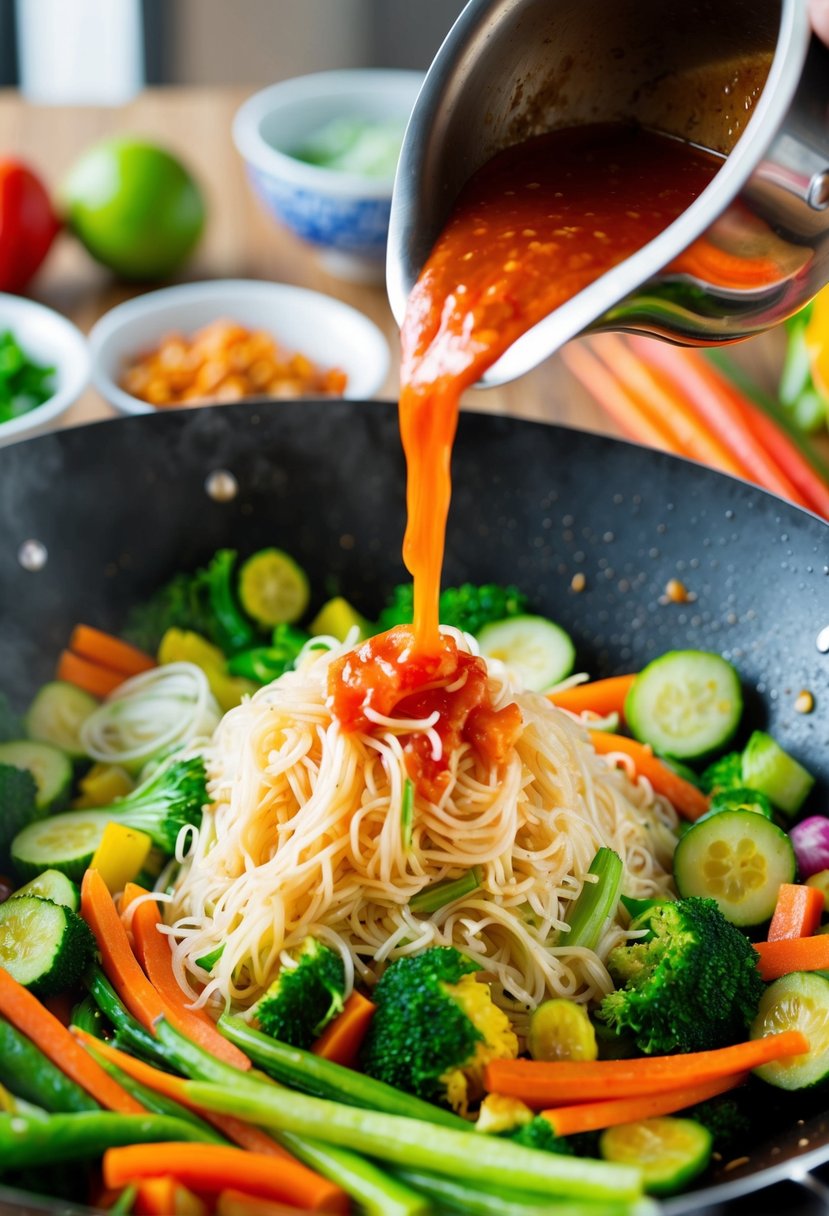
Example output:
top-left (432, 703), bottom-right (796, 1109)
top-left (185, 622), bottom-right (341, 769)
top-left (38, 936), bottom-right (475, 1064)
top-left (589, 731), bottom-right (709, 821)
top-left (69, 625), bottom-right (156, 678)
top-left (133, 1177), bottom-right (207, 1216)
top-left (541, 1071), bottom-right (748, 1137)
top-left (548, 674), bottom-right (637, 720)
top-left (755, 934), bottom-right (829, 982)
top-left (56, 650), bottom-right (125, 699)
top-left (311, 990), bottom-right (376, 1068)
top-left (0, 966), bottom-right (143, 1114)
top-left (103, 1144), bottom-right (349, 1214)
top-left (768, 884), bottom-right (825, 943)
top-left (484, 1030), bottom-right (809, 1107)
top-left (218, 1191), bottom-right (307, 1216)
top-left (561, 342), bottom-right (678, 453)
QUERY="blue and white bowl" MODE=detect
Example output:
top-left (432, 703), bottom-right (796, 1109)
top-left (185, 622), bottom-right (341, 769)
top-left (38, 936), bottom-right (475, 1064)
top-left (233, 70), bottom-right (423, 283)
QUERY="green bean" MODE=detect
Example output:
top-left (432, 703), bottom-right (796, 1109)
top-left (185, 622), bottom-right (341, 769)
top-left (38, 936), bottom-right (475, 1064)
top-left (0, 1110), bottom-right (215, 1170)
top-left (0, 1017), bottom-right (98, 1113)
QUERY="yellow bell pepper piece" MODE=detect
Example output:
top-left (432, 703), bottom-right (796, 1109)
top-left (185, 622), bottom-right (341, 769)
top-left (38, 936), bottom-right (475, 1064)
top-left (806, 285), bottom-right (829, 400)
top-left (309, 596), bottom-right (371, 643)
top-left (90, 822), bottom-right (152, 893)
top-left (528, 998), bottom-right (598, 1062)
top-left (73, 763), bottom-right (135, 809)
top-left (157, 628), bottom-right (257, 712)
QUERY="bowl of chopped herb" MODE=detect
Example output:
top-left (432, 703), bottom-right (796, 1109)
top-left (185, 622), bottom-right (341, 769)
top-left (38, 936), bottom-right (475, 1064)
top-left (0, 294), bottom-right (89, 447)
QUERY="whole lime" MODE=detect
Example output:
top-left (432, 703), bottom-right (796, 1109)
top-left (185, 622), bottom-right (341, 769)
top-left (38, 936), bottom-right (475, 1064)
top-left (61, 139), bottom-right (205, 279)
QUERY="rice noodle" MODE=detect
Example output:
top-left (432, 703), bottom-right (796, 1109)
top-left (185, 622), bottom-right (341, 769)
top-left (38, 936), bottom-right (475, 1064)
top-left (167, 636), bottom-right (677, 1033)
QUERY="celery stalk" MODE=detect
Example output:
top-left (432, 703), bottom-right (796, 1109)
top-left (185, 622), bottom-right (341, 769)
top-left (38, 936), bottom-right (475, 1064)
top-left (563, 848), bottom-right (623, 950)
top-left (410, 866), bottom-right (482, 917)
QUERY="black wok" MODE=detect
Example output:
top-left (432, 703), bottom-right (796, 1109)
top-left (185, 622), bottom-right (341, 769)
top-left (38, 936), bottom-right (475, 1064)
top-left (0, 400), bottom-right (828, 1216)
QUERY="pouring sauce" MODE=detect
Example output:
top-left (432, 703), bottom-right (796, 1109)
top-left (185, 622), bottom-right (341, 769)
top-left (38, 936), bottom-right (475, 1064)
top-left (330, 123), bottom-right (721, 778)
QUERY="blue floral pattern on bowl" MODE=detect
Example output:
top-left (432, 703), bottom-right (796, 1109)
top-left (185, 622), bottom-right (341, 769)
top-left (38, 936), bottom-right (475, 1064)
top-left (249, 167), bottom-right (391, 259)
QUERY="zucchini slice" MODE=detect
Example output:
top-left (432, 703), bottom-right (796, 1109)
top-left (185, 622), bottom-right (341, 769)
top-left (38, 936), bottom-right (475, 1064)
top-left (751, 973), bottom-right (829, 1090)
top-left (26, 681), bottom-right (99, 760)
top-left (477, 615), bottom-right (575, 692)
top-left (0, 740), bottom-right (72, 812)
top-left (11, 868), bottom-right (80, 911)
top-left (625, 650), bottom-right (742, 760)
top-left (673, 809), bottom-right (796, 926)
top-left (742, 731), bottom-right (815, 817)
top-left (0, 895), bottom-right (95, 996)
top-left (11, 810), bottom-right (112, 882)
top-left (238, 548), bottom-right (310, 627)
top-left (600, 1117), bottom-right (712, 1196)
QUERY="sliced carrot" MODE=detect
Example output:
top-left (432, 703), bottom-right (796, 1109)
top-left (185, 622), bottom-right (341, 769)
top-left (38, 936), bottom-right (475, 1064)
top-left (104, 1145), bottom-right (349, 1214)
top-left (134, 1177), bottom-right (207, 1216)
top-left (548, 674), bottom-right (637, 720)
top-left (589, 731), bottom-right (709, 821)
top-left (0, 966), bottom-right (144, 1114)
top-left (484, 1030), bottom-right (808, 1107)
top-left (768, 884), bottom-right (825, 943)
top-left (311, 990), bottom-right (376, 1068)
top-left (70, 625), bottom-right (156, 678)
top-left (560, 342), bottom-right (679, 452)
top-left (541, 1071), bottom-right (748, 1136)
top-left (218, 1191), bottom-right (306, 1216)
top-left (672, 238), bottom-right (780, 290)
top-left (56, 650), bottom-right (125, 699)
top-left (755, 934), bottom-right (829, 982)
top-left (81, 870), bottom-right (250, 1071)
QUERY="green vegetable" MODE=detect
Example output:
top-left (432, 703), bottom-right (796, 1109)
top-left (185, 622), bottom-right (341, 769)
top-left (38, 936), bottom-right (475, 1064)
top-left (0, 762), bottom-right (40, 865)
top-left (70, 995), bottom-right (111, 1040)
top-left (253, 937), bottom-right (346, 1049)
top-left (206, 549), bottom-right (256, 653)
top-left (477, 615), bottom-right (576, 691)
top-left (706, 787), bottom-right (773, 819)
top-left (401, 777), bottom-right (414, 852)
top-left (751, 972), bottom-right (829, 1090)
top-left (528, 1000), bottom-right (598, 1063)
top-left (409, 867), bottom-right (482, 917)
top-left (700, 751), bottom-right (744, 795)
top-left (196, 943), bottom-right (225, 972)
top-left (0, 330), bottom-right (55, 423)
top-left (599, 1116), bottom-right (712, 1196)
top-left (110, 1184), bottom-right (138, 1216)
top-left (377, 582), bottom-right (528, 636)
top-left (238, 548), bottom-right (310, 628)
top-left (673, 810), bottom-right (796, 925)
top-left (624, 650), bottom-right (742, 761)
top-left (86, 967), bottom-right (163, 1065)
top-left (0, 1109), bottom-right (215, 1169)
top-left (508, 1116), bottom-right (574, 1155)
top-left (563, 848), bottom-right (623, 951)
top-left (293, 117), bottom-right (406, 179)
top-left (0, 895), bottom-right (95, 995)
top-left (741, 731), bottom-right (815, 816)
top-left (25, 682), bottom-right (99, 760)
top-left (0, 741), bottom-right (72, 813)
top-left (227, 623), bottom-right (309, 684)
top-left (686, 1097), bottom-right (751, 1153)
top-left (0, 1017), bottom-right (98, 1112)
top-left (779, 303), bottom-right (827, 433)
top-left (123, 568), bottom-right (218, 654)
top-left (359, 946), bottom-right (518, 1114)
top-left (11, 869), bottom-right (80, 911)
top-left (599, 897), bottom-right (764, 1054)
top-left (392, 1169), bottom-right (646, 1216)
top-left (218, 1013), bottom-right (468, 1129)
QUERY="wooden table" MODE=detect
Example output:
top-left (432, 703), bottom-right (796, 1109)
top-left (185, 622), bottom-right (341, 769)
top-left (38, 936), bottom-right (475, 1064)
top-left (0, 85), bottom-right (790, 433)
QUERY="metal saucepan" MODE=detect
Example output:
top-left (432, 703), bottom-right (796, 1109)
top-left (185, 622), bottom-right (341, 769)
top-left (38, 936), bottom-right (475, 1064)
top-left (388, 0), bottom-right (829, 386)
top-left (0, 402), bottom-right (828, 1214)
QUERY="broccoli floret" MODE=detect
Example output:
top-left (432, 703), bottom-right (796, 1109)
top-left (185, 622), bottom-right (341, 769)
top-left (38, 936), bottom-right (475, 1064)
top-left (598, 897), bottom-right (763, 1055)
top-left (377, 583), bottom-right (528, 636)
top-left (0, 764), bottom-right (40, 861)
top-left (687, 1096), bottom-right (752, 1154)
top-left (254, 938), bottom-right (346, 1049)
top-left (508, 1117), bottom-right (574, 1156)
top-left (360, 946), bottom-right (518, 1115)
top-left (105, 755), bottom-right (208, 853)
top-left (700, 751), bottom-right (744, 794)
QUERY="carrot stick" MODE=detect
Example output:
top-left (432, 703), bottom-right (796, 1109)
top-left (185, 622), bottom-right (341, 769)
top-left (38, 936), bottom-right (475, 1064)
top-left (134, 1177), bottom-right (207, 1216)
top-left (560, 342), bottom-right (679, 452)
top-left (628, 338), bottom-right (811, 507)
top-left (755, 934), bottom-right (829, 982)
top-left (541, 1072), bottom-right (748, 1137)
top-left (56, 650), bottom-right (124, 699)
top-left (70, 626), bottom-right (156, 678)
top-left (0, 967), bottom-right (144, 1114)
top-left (768, 884), bottom-right (825, 943)
top-left (81, 869), bottom-right (250, 1072)
top-left (484, 1030), bottom-right (808, 1106)
top-left (590, 335), bottom-right (750, 477)
top-left (103, 1144), bottom-right (349, 1214)
top-left (549, 674), bottom-right (637, 719)
top-left (311, 991), bottom-right (376, 1068)
top-left (589, 731), bottom-right (709, 821)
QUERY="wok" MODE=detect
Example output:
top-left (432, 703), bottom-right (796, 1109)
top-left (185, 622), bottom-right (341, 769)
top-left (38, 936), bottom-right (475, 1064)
top-left (0, 400), bottom-right (828, 1216)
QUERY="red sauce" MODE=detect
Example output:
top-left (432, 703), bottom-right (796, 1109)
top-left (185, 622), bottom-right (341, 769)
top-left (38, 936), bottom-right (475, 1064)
top-left (330, 123), bottom-right (721, 791)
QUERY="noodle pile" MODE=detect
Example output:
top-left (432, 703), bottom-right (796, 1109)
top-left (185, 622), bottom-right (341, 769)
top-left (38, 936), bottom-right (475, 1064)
top-left (166, 632), bottom-right (678, 1031)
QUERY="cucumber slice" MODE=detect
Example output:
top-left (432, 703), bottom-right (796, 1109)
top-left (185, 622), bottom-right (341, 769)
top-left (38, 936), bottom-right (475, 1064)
top-left (625, 650), bottom-right (742, 760)
top-left (11, 868), bottom-right (80, 911)
top-left (599, 1117), bottom-right (712, 1196)
top-left (0, 895), bottom-right (95, 996)
top-left (238, 548), bottom-right (310, 627)
top-left (673, 809), bottom-right (796, 926)
top-left (11, 810), bottom-right (112, 881)
top-left (742, 731), bottom-right (815, 817)
top-left (0, 740), bottom-right (72, 812)
top-left (26, 682), bottom-right (99, 760)
top-left (751, 972), bottom-right (829, 1090)
top-left (477, 615), bottom-right (575, 692)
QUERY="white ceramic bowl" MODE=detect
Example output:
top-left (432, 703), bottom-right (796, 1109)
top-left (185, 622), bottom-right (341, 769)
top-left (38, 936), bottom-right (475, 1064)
top-left (88, 279), bottom-right (391, 415)
top-left (0, 294), bottom-right (89, 447)
top-left (233, 70), bottom-right (423, 282)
